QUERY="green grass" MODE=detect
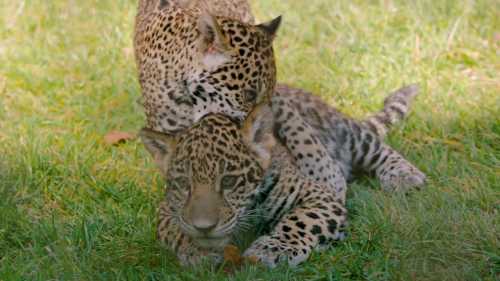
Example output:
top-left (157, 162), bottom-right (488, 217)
top-left (0, 0), bottom-right (498, 280)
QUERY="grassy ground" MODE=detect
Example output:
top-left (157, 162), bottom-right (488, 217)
top-left (0, 0), bottom-right (498, 280)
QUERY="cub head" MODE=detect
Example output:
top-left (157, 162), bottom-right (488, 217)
top-left (140, 105), bottom-right (275, 249)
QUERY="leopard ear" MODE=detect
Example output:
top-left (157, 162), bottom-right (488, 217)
top-left (240, 103), bottom-right (276, 170)
top-left (139, 128), bottom-right (178, 176)
top-left (256, 15), bottom-right (282, 39)
top-left (197, 9), bottom-right (232, 69)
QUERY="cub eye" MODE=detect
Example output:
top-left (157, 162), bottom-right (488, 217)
top-left (244, 89), bottom-right (258, 102)
top-left (220, 175), bottom-right (238, 189)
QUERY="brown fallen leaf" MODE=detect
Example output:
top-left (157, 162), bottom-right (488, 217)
top-left (244, 255), bottom-right (259, 265)
top-left (104, 131), bottom-right (135, 145)
top-left (223, 245), bottom-right (242, 266)
top-left (222, 245), bottom-right (261, 274)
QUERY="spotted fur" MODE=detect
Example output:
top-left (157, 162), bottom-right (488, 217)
top-left (134, 0), bottom-right (281, 133)
top-left (272, 84), bottom-right (426, 193)
top-left (139, 84), bottom-right (425, 268)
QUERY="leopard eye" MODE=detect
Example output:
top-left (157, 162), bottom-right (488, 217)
top-left (244, 89), bottom-right (258, 102)
top-left (220, 175), bottom-right (238, 190)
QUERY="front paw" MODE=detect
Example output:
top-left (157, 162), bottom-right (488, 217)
top-left (243, 235), bottom-right (308, 268)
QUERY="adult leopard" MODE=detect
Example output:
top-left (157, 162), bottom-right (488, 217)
top-left (140, 84), bottom-right (426, 267)
top-left (134, 0), bottom-right (281, 133)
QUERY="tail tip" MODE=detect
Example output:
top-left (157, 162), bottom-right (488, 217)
top-left (400, 83), bottom-right (420, 97)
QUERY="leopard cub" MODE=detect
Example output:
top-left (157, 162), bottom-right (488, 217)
top-left (140, 85), bottom-right (425, 267)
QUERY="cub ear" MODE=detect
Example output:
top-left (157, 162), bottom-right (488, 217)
top-left (139, 128), bottom-right (178, 176)
top-left (240, 103), bottom-right (277, 170)
top-left (256, 15), bottom-right (282, 39)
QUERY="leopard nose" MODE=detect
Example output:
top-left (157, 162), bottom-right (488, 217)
top-left (192, 218), bottom-right (218, 233)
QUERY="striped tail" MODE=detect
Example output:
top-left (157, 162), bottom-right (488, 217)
top-left (363, 84), bottom-right (420, 138)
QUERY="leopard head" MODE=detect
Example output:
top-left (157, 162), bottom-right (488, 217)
top-left (135, 2), bottom-right (281, 132)
top-left (140, 105), bottom-right (275, 249)
top-left (188, 13), bottom-right (282, 121)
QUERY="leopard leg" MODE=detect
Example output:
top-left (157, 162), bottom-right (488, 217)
top-left (157, 200), bottom-right (223, 265)
top-left (271, 96), bottom-right (347, 203)
top-left (243, 182), bottom-right (347, 268)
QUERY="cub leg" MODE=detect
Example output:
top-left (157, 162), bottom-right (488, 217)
top-left (244, 182), bottom-right (347, 267)
top-left (354, 132), bottom-right (426, 192)
top-left (371, 145), bottom-right (426, 192)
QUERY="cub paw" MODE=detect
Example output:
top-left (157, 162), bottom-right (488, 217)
top-left (381, 167), bottom-right (426, 192)
top-left (242, 235), bottom-right (308, 268)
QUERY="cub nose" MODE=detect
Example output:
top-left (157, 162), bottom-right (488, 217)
top-left (192, 218), bottom-right (218, 233)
